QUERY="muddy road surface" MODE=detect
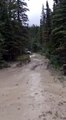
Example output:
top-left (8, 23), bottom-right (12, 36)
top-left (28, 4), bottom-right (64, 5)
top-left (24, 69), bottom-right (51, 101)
top-left (0, 54), bottom-right (66, 120)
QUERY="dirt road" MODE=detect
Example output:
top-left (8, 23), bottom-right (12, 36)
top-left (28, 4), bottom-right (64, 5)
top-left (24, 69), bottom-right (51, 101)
top-left (0, 54), bottom-right (66, 120)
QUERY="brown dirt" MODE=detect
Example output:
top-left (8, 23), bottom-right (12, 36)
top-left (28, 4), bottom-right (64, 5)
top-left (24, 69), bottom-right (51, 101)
top-left (0, 54), bottom-right (66, 120)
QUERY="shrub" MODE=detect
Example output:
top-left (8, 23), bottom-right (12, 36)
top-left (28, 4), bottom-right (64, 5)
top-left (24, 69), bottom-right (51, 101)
top-left (49, 55), bottom-right (62, 69)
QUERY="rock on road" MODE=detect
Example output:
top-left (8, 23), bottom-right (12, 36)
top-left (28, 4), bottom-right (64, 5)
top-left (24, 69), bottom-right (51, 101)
top-left (0, 54), bottom-right (66, 120)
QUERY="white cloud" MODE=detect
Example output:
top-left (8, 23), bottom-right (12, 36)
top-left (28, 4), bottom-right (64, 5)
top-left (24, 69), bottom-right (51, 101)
top-left (26, 0), bottom-right (53, 26)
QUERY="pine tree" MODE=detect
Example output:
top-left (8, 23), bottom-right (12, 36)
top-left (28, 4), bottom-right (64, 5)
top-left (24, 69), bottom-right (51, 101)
top-left (17, 0), bottom-right (28, 25)
top-left (0, 0), bottom-right (29, 61)
top-left (40, 5), bottom-right (45, 47)
top-left (40, 2), bottom-right (51, 50)
top-left (51, 0), bottom-right (66, 52)
top-left (50, 0), bottom-right (66, 66)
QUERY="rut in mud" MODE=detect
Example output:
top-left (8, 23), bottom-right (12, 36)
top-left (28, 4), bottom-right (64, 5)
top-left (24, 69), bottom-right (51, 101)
top-left (0, 54), bottom-right (66, 120)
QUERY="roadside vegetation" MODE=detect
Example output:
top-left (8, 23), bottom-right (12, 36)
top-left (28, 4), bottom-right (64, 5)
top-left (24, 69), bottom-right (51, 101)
top-left (40, 0), bottom-right (66, 73)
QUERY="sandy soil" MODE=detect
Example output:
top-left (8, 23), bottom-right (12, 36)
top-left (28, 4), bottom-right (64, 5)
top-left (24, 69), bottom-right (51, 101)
top-left (0, 54), bottom-right (66, 120)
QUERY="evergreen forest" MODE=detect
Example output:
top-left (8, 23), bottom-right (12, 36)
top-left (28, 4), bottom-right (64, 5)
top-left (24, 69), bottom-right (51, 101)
top-left (0, 0), bottom-right (29, 66)
top-left (29, 0), bottom-right (66, 73)
top-left (0, 0), bottom-right (66, 73)
top-left (39, 0), bottom-right (66, 72)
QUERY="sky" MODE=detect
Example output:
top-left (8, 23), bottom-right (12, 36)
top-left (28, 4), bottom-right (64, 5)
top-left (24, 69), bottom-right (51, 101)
top-left (26, 0), bottom-right (53, 26)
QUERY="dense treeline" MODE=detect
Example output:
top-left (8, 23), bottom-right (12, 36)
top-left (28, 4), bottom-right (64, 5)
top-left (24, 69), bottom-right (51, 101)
top-left (0, 0), bottom-right (29, 65)
top-left (0, 0), bottom-right (66, 72)
top-left (40, 0), bottom-right (66, 70)
top-left (29, 25), bottom-right (40, 52)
